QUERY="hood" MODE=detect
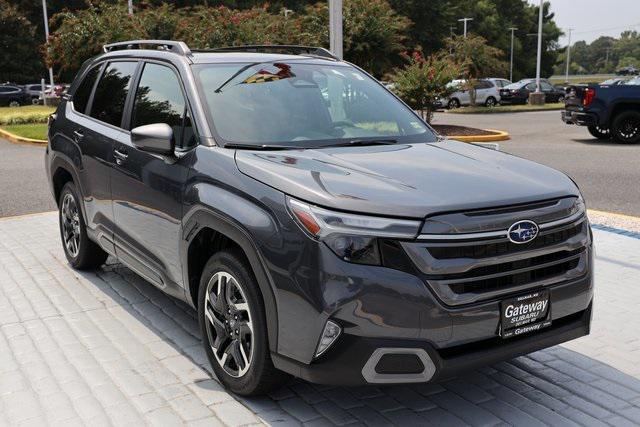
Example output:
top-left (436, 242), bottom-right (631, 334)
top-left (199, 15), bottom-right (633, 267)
top-left (235, 140), bottom-right (579, 219)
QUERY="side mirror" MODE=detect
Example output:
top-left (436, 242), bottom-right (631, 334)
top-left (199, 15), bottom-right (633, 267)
top-left (131, 123), bottom-right (174, 155)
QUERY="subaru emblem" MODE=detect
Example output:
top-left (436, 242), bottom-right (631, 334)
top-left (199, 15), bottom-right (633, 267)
top-left (508, 220), bottom-right (539, 244)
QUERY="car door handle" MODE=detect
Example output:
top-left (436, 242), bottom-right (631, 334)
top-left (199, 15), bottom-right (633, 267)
top-left (73, 130), bottom-right (84, 141)
top-left (114, 148), bottom-right (128, 165)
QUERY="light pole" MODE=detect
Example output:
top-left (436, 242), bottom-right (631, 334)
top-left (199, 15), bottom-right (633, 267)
top-left (329, 0), bottom-right (343, 59)
top-left (449, 26), bottom-right (455, 54)
top-left (535, 0), bottom-right (543, 94)
top-left (509, 27), bottom-right (517, 82)
top-left (41, 0), bottom-right (54, 90)
top-left (458, 17), bottom-right (473, 38)
top-left (564, 28), bottom-right (573, 83)
top-left (128, 0), bottom-right (133, 15)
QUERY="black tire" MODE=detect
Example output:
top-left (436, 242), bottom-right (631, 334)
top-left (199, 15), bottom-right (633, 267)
top-left (587, 125), bottom-right (611, 140)
top-left (557, 95), bottom-right (565, 103)
top-left (448, 98), bottom-right (460, 109)
top-left (485, 96), bottom-right (497, 107)
top-left (198, 250), bottom-right (288, 396)
top-left (612, 110), bottom-right (640, 144)
top-left (58, 182), bottom-right (108, 269)
top-left (8, 100), bottom-right (20, 108)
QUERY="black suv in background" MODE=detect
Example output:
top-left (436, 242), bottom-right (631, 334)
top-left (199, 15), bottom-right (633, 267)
top-left (500, 79), bottom-right (565, 105)
top-left (46, 40), bottom-right (593, 395)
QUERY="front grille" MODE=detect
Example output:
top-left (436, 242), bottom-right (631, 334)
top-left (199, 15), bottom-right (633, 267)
top-left (401, 210), bottom-right (591, 306)
top-left (427, 222), bottom-right (583, 260)
top-left (448, 255), bottom-right (581, 295)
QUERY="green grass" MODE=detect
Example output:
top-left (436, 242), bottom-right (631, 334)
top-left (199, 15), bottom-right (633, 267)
top-left (0, 105), bottom-right (55, 125)
top-left (1, 123), bottom-right (48, 140)
top-left (447, 103), bottom-right (564, 114)
top-left (549, 74), bottom-right (615, 85)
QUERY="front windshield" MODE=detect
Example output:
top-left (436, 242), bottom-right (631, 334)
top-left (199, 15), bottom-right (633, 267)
top-left (194, 62), bottom-right (436, 147)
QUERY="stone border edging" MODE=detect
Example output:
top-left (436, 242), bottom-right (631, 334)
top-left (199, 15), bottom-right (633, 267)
top-left (591, 223), bottom-right (640, 240)
top-left (448, 129), bottom-right (510, 143)
top-left (0, 127), bottom-right (47, 145)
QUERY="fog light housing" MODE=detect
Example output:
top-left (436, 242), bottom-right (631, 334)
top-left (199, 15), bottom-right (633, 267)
top-left (315, 320), bottom-right (341, 357)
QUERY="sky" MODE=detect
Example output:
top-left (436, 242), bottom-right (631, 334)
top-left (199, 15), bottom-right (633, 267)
top-left (528, 0), bottom-right (640, 45)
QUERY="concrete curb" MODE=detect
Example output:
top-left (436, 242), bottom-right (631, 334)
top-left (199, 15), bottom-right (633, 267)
top-left (444, 106), bottom-right (564, 114)
top-left (448, 129), bottom-right (510, 143)
top-left (0, 127), bottom-right (47, 145)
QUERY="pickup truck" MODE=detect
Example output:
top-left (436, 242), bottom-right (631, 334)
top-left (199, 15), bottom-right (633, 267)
top-left (562, 79), bottom-right (640, 143)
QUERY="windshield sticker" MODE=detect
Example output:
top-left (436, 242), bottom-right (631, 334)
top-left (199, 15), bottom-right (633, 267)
top-left (242, 63), bottom-right (295, 85)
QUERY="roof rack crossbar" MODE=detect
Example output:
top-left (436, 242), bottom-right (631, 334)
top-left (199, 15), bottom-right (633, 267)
top-left (103, 40), bottom-right (191, 56)
top-left (201, 45), bottom-right (338, 60)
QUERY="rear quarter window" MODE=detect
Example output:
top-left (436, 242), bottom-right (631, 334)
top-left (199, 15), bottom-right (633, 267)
top-left (72, 64), bottom-right (102, 115)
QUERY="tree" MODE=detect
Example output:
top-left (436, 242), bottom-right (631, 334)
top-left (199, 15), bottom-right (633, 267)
top-left (391, 51), bottom-right (465, 123)
top-left (447, 34), bottom-right (507, 79)
top-left (0, 0), bottom-right (43, 83)
top-left (46, 3), bottom-right (146, 77)
top-left (446, 34), bottom-right (506, 105)
top-left (301, 0), bottom-right (411, 77)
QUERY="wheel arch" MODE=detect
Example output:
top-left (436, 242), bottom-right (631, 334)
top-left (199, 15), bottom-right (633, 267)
top-left (182, 207), bottom-right (279, 352)
top-left (609, 101), bottom-right (640, 124)
top-left (50, 156), bottom-right (83, 206)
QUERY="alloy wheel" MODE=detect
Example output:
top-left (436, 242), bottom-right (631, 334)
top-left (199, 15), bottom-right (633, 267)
top-left (618, 117), bottom-right (640, 140)
top-left (61, 193), bottom-right (81, 258)
top-left (204, 271), bottom-right (254, 378)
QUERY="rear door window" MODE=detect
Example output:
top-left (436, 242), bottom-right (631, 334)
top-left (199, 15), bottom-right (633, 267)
top-left (540, 82), bottom-right (554, 92)
top-left (89, 61), bottom-right (138, 127)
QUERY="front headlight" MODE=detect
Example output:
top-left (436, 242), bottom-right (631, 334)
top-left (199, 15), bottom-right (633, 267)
top-left (286, 197), bottom-right (421, 265)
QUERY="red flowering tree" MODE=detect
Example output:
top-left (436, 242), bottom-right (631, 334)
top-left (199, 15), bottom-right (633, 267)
top-left (391, 51), bottom-right (464, 122)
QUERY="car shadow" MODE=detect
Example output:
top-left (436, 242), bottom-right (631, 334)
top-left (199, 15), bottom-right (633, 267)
top-left (66, 255), bottom-right (640, 426)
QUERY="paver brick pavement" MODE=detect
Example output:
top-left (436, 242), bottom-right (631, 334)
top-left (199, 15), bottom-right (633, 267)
top-left (0, 212), bottom-right (638, 426)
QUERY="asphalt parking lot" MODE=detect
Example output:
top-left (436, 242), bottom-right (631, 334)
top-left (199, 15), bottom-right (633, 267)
top-left (2, 110), bottom-right (640, 218)
top-left (433, 110), bottom-right (640, 217)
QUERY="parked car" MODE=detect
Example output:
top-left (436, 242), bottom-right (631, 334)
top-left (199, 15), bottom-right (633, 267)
top-left (24, 83), bottom-right (52, 103)
top-left (443, 79), bottom-right (502, 108)
top-left (616, 66), bottom-right (638, 76)
top-left (562, 79), bottom-right (640, 143)
top-left (47, 40), bottom-right (593, 396)
top-left (0, 84), bottom-right (31, 107)
top-left (487, 77), bottom-right (512, 88)
top-left (500, 79), bottom-right (565, 105)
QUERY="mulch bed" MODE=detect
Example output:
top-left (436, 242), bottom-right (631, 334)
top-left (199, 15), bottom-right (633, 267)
top-left (432, 124), bottom-right (495, 136)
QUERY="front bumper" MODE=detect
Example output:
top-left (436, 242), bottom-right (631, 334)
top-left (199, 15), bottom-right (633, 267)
top-left (272, 301), bottom-right (592, 386)
top-left (562, 109), bottom-right (597, 126)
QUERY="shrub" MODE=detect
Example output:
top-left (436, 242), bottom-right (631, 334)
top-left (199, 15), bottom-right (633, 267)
top-left (391, 51), bottom-right (464, 122)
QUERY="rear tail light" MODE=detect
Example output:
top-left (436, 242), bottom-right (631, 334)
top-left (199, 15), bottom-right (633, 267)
top-left (583, 88), bottom-right (596, 107)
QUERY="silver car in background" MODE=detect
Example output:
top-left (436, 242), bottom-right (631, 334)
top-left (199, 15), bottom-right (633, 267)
top-left (442, 78), bottom-right (503, 108)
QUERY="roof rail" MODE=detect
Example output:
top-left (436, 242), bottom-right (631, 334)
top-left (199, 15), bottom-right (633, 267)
top-left (103, 40), bottom-right (191, 56)
top-left (200, 45), bottom-right (338, 60)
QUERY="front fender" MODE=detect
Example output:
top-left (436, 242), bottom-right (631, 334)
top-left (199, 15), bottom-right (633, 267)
top-left (181, 196), bottom-right (281, 353)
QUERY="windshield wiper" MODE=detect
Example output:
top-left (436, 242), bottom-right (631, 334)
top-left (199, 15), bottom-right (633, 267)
top-left (223, 142), bottom-right (298, 150)
top-left (325, 138), bottom-right (398, 148)
top-left (214, 62), bottom-right (262, 93)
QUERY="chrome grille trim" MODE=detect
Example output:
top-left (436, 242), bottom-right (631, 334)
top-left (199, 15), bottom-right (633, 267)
top-left (417, 211), bottom-right (585, 241)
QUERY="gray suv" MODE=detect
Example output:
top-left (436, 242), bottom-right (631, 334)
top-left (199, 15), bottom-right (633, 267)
top-left (45, 40), bottom-right (593, 395)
